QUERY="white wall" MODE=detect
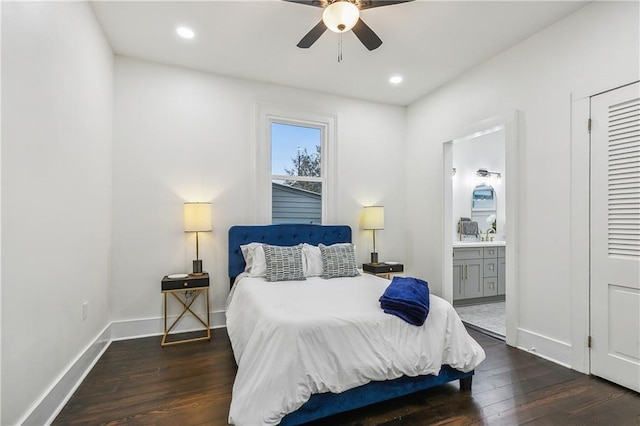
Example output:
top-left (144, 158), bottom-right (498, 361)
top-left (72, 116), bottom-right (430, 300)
top-left (111, 57), bottom-right (406, 332)
top-left (406, 1), bottom-right (639, 363)
top-left (1, 2), bottom-right (113, 424)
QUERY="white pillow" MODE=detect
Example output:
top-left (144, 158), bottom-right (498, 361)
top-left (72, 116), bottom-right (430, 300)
top-left (302, 243), bottom-right (324, 277)
top-left (240, 243), bottom-right (267, 277)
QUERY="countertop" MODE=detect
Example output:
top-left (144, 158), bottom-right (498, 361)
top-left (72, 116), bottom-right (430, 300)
top-left (453, 240), bottom-right (506, 248)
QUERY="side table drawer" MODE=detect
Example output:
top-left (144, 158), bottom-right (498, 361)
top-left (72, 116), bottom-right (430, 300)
top-left (162, 274), bottom-right (209, 291)
top-left (363, 263), bottom-right (404, 274)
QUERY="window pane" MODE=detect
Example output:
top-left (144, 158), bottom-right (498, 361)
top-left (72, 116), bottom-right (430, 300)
top-left (271, 122), bottom-right (321, 177)
top-left (272, 180), bottom-right (322, 224)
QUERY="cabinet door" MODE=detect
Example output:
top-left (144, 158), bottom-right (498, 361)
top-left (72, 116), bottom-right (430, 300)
top-left (464, 260), bottom-right (484, 299)
top-left (484, 277), bottom-right (498, 296)
top-left (497, 257), bottom-right (506, 295)
top-left (453, 261), bottom-right (465, 300)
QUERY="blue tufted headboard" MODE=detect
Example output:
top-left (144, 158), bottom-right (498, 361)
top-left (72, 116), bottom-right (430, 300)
top-left (228, 224), bottom-right (352, 285)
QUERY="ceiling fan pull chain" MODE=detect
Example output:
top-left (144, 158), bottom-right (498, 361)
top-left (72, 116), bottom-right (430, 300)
top-left (338, 32), bottom-right (343, 63)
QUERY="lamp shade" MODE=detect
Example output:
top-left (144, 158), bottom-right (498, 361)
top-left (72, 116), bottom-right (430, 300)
top-left (362, 206), bottom-right (384, 230)
top-left (184, 202), bottom-right (212, 232)
top-left (322, 1), bottom-right (360, 33)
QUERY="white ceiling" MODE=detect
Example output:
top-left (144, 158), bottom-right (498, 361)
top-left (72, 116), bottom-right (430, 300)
top-left (90, 0), bottom-right (587, 106)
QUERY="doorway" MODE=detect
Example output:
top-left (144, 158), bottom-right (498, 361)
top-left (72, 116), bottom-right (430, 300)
top-left (443, 113), bottom-right (519, 346)
top-left (451, 127), bottom-right (506, 339)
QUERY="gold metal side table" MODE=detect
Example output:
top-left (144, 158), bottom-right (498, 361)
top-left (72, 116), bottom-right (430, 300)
top-left (161, 273), bottom-right (210, 347)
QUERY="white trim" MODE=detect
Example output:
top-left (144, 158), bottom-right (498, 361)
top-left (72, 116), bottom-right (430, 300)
top-left (19, 324), bottom-right (112, 426)
top-left (442, 111), bottom-right (520, 347)
top-left (516, 327), bottom-right (572, 368)
top-left (256, 104), bottom-right (337, 224)
top-left (504, 111), bottom-right (520, 348)
top-left (442, 141), bottom-right (454, 304)
top-left (569, 96), bottom-right (591, 374)
top-left (111, 309), bottom-right (227, 341)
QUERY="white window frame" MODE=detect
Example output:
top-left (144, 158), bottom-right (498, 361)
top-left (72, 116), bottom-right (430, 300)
top-left (256, 104), bottom-right (337, 224)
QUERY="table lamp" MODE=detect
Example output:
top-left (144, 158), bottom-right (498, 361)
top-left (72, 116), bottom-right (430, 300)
top-left (184, 202), bottom-right (212, 275)
top-left (362, 206), bottom-right (384, 264)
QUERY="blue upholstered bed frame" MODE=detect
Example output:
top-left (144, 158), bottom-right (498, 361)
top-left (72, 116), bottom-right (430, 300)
top-left (228, 224), bottom-right (474, 425)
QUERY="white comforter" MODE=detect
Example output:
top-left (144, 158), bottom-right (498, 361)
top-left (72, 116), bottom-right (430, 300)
top-left (225, 273), bottom-right (486, 426)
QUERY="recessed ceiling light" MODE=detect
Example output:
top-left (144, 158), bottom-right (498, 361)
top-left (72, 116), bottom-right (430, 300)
top-left (389, 75), bottom-right (403, 84)
top-left (176, 27), bottom-right (195, 39)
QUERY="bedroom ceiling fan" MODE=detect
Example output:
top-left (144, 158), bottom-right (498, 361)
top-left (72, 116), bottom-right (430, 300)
top-left (284, 0), bottom-right (414, 51)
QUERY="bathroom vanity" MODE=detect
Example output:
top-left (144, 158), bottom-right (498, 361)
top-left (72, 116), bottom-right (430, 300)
top-left (452, 242), bottom-right (505, 304)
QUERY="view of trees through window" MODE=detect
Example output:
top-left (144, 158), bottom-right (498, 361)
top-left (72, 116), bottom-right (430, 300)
top-left (284, 145), bottom-right (321, 193)
top-left (271, 122), bottom-right (323, 223)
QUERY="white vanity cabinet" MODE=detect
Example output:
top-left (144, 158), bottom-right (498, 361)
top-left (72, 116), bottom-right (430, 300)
top-left (453, 244), bottom-right (505, 301)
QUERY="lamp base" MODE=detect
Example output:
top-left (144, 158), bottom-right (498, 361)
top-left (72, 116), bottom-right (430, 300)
top-left (370, 252), bottom-right (379, 264)
top-left (192, 259), bottom-right (204, 275)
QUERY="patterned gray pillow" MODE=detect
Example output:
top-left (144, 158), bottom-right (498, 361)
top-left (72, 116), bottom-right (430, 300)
top-left (319, 243), bottom-right (360, 279)
top-left (262, 244), bottom-right (306, 282)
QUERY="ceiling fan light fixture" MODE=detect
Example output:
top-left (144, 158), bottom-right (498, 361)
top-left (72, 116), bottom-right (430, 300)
top-left (322, 1), bottom-right (360, 33)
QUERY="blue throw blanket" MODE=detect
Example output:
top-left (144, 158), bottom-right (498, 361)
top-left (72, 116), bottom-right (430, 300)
top-left (379, 276), bottom-right (430, 326)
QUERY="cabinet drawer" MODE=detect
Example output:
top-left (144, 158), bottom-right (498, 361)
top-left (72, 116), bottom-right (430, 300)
top-left (484, 259), bottom-right (498, 277)
top-left (453, 248), bottom-right (483, 260)
top-left (498, 246), bottom-right (506, 258)
top-left (483, 277), bottom-right (498, 296)
top-left (483, 247), bottom-right (499, 259)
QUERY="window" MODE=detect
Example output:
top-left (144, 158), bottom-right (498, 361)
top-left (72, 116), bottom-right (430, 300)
top-left (257, 105), bottom-right (336, 224)
top-left (271, 122), bottom-right (323, 224)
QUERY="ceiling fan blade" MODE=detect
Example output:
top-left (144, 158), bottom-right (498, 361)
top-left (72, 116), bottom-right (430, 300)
top-left (351, 18), bottom-right (382, 51)
top-left (282, 0), bottom-right (326, 8)
top-left (358, 0), bottom-right (414, 10)
top-left (297, 20), bottom-right (327, 48)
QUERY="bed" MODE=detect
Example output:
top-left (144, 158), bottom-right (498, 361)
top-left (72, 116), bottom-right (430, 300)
top-left (226, 224), bottom-right (485, 426)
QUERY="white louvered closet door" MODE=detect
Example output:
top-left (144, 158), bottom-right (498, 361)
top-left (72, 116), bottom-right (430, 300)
top-left (590, 81), bottom-right (640, 392)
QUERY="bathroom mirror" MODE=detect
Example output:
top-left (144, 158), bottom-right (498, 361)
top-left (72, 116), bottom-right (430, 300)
top-left (471, 183), bottom-right (497, 233)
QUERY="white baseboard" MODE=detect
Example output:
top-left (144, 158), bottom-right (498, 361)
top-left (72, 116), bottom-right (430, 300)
top-left (20, 310), bottom-right (226, 425)
top-left (111, 310), bottom-right (226, 341)
top-left (20, 324), bottom-right (112, 426)
top-left (516, 327), bottom-right (572, 368)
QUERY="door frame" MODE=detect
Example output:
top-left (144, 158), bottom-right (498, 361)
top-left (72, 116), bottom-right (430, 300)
top-left (443, 111), bottom-right (520, 346)
top-left (570, 80), bottom-right (640, 375)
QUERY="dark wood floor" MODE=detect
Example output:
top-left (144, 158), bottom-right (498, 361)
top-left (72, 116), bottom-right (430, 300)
top-left (53, 328), bottom-right (640, 425)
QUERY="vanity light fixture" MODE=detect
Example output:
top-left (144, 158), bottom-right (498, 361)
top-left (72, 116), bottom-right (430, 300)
top-left (476, 168), bottom-right (502, 179)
